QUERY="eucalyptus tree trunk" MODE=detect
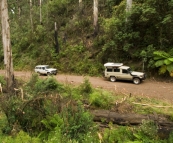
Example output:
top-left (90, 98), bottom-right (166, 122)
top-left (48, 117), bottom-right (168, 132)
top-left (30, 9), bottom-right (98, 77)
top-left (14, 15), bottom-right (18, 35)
top-left (54, 22), bottom-right (59, 53)
top-left (79, 0), bottom-right (82, 8)
top-left (1, 0), bottom-right (14, 92)
top-left (30, 0), bottom-right (33, 31)
top-left (79, 0), bottom-right (83, 14)
top-left (93, 0), bottom-right (98, 36)
top-left (126, 0), bottom-right (132, 12)
top-left (16, 0), bottom-right (21, 19)
top-left (39, 0), bottom-right (42, 24)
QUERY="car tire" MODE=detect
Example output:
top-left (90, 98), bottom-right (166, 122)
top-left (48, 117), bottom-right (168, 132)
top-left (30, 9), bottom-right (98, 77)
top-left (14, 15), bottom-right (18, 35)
top-left (133, 78), bottom-right (141, 84)
top-left (47, 72), bottom-right (52, 76)
top-left (110, 76), bottom-right (116, 82)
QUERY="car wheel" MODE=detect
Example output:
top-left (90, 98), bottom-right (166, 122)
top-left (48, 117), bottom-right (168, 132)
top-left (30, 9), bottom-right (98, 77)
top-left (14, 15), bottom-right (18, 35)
top-left (133, 78), bottom-right (141, 84)
top-left (110, 76), bottom-right (116, 82)
top-left (47, 72), bottom-right (52, 76)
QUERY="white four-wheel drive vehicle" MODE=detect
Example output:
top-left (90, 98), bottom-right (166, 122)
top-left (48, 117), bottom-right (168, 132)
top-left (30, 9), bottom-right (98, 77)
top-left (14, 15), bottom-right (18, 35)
top-left (34, 65), bottom-right (57, 76)
top-left (104, 63), bottom-right (146, 84)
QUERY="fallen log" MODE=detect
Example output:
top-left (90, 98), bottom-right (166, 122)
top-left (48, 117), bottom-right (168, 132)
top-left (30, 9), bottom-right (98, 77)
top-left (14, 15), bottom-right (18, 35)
top-left (90, 110), bottom-right (173, 127)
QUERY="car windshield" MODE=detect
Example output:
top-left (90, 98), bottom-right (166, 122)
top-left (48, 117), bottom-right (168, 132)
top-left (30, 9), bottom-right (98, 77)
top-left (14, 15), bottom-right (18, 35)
top-left (127, 68), bottom-right (132, 73)
top-left (45, 66), bottom-right (50, 69)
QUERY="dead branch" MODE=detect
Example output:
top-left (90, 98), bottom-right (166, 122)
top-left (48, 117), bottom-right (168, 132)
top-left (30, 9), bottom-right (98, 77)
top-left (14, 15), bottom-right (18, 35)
top-left (132, 102), bottom-right (173, 108)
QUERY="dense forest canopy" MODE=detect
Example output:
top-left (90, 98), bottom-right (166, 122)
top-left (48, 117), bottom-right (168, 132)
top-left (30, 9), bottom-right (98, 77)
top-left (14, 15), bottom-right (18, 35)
top-left (1, 0), bottom-right (173, 77)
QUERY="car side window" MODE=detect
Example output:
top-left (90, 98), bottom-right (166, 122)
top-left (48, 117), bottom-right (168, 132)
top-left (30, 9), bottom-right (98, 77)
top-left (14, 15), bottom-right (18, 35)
top-left (107, 68), bottom-right (112, 72)
top-left (122, 69), bottom-right (128, 74)
top-left (114, 68), bottom-right (120, 72)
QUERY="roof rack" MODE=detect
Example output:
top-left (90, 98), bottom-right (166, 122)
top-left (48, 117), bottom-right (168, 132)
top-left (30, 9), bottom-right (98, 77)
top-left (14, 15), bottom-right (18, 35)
top-left (104, 62), bottom-right (123, 67)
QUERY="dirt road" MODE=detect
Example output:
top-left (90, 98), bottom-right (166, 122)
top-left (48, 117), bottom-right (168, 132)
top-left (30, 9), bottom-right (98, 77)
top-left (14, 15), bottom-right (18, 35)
top-left (1, 70), bottom-right (173, 102)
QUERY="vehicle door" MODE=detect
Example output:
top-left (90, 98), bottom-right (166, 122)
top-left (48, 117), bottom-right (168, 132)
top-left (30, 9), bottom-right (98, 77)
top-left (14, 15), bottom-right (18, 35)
top-left (112, 68), bottom-right (121, 79)
top-left (105, 68), bottom-right (113, 77)
top-left (41, 67), bottom-right (47, 74)
top-left (120, 69), bottom-right (132, 80)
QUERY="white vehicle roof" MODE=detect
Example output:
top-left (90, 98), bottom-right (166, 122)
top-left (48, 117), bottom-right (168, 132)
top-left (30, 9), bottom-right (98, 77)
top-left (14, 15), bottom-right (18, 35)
top-left (104, 62), bottom-right (123, 67)
top-left (35, 65), bottom-right (49, 68)
top-left (36, 65), bottom-right (49, 67)
top-left (119, 66), bottom-right (130, 69)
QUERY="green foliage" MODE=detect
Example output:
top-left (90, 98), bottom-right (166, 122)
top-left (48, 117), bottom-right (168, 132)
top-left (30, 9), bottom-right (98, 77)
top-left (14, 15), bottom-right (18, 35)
top-left (133, 120), bottom-right (158, 141)
top-left (25, 74), bottom-right (64, 95)
top-left (0, 76), bottom-right (6, 86)
top-left (153, 51), bottom-right (173, 76)
top-left (1, 76), bottom-right (173, 142)
top-left (89, 90), bottom-right (114, 109)
top-left (78, 77), bottom-right (93, 97)
top-left (1, 0), bottom-right (173, 77)
top-left (39, 102), bottom-right (97, 142)
top-left (103, 124), bottom-right (134, 142)
top-left (0, 96), bottom-right (23, 134)
top-left (2, 131), bottom-right (41, 143)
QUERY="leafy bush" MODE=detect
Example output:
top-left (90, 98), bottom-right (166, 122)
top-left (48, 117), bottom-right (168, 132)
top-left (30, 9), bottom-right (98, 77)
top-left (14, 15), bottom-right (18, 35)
top-left (78, 77), bottom-right (93, 97)
top-left (39, 102), bottom-right (98, 142)
top-left (25, 74), bottom-right (64, 95)
top-left (1, 131), bottom-right (41, 143)
top-left (0, 76), bottom-right (6, 86)
top-left (153, 50), bottom-right (173, 76)
top-left (103, 124), bottom-right (134, 143)
top-left (133, 120), bottom-right (158, 142)
top-left (89, 90), bottom-right (114, 109)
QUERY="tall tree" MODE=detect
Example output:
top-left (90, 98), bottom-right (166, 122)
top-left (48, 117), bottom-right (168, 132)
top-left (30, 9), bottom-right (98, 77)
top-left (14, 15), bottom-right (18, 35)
top-left (39, 0), bottom-right (42, 24)
top-left (79, 0), bottom-right (83, 14)
top-left (54, 22), bottom-right (59, 53)
top-left (93, 0), bottom-right (98, 36)
top-left (126, 0), bottom-right (132, 12)
top-left (1, 0), bottom-right (14, 91)
top-left (30, 0), bottom-right (33, 31)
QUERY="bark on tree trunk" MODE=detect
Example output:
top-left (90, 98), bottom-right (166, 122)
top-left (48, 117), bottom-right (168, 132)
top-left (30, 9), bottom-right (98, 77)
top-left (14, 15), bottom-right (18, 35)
top-left (30, 0), bottom-right (33, 32)
top-left (39, 0), bottom-right (42, 24)
top-left (54, 22), bottom-right (59, 53)
top-left (91, 110), bottom-right (173, 127)
top-left (126, 0), bottom-right (132, 12)
top-left (79, 0), bottom-right (83, 14)
top-left (1, 0), bottom-right (14, 92)
top-left (91, 109), bottom-right (173, 139)
top-left (93, 0), bottom-right (98, 36)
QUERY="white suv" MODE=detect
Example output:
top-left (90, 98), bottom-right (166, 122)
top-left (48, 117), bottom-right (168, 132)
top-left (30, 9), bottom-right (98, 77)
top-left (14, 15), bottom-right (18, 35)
top-left (34, 65), bottom-right (57, 76)
top-left (104, 63), bottom-right (146, 84)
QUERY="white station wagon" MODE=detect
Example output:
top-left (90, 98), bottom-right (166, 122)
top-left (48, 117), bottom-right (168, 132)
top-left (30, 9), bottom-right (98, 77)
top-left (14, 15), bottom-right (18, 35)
top-left (34, 65), bottom-right (57, 76)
